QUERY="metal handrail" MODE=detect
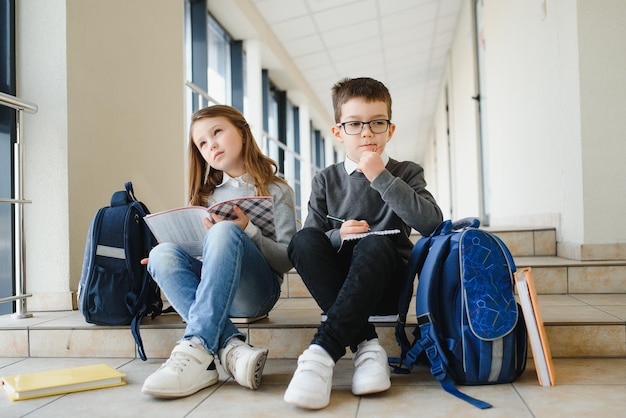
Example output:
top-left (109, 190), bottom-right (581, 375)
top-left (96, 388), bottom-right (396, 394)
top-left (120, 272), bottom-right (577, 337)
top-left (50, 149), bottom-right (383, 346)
top-left (0, 91), bottom-right (38, 113)
top-left (0, 92), bottom-right (38, 319)
top-left (185, 81), bottom-right (220, 109)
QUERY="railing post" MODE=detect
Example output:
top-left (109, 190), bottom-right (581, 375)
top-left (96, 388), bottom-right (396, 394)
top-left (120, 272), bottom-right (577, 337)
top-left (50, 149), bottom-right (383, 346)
top-left (12, 107), bottom-right (32, 318)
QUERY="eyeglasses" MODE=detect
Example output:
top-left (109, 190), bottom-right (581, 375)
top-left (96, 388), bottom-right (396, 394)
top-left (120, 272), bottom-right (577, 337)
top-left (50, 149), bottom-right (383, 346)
top-left (336, 119), bottom-right (391, 135)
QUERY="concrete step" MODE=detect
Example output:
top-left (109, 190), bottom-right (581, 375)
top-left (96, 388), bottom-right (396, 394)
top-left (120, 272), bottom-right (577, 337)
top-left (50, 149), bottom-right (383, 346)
top-left (515, 256), bottom-right (626, 294)
top-left (410, 226), bottom-right (558, 257)
top-left (2, 226), bottom-right (624, 361)
top-left (1, 294), bottom-right (624, 360)
top-left (284, 255), bottom-right (626, 298)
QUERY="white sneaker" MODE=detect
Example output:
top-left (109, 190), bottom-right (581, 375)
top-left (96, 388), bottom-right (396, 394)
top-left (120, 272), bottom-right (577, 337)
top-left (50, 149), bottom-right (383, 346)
top-left (219, 338), bottom-right (268, 390)
top-left (284, 345), bottom-right (335, 410)
top-left (141, 338), bottom-right (218, 398)
top-left (351, 338), bottom-right (391, 395)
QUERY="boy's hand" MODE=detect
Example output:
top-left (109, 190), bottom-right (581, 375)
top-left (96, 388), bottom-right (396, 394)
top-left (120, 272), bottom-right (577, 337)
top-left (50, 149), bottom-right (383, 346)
top-left (339, 219), bottom-right (370, 239)
top-left (358, 148), bottom-right (385, 182)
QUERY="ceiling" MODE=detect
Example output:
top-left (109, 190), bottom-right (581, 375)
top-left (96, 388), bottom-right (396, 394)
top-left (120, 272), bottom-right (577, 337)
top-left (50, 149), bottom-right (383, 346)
top-left (209, 0), bottom-right (464, 163)
top-left (249, 0), bottom-right (464, 163)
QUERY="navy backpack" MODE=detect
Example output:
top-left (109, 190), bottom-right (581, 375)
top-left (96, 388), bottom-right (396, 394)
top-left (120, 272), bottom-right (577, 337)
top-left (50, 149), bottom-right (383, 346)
top-left (392, 218), bottom-right (527, 409)
top-left (78, 181), bottom-right (163, 360)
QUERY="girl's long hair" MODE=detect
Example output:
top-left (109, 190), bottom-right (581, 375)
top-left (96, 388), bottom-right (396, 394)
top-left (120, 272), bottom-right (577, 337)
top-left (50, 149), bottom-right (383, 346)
top-left (188, 105), bottom-right (287, 206)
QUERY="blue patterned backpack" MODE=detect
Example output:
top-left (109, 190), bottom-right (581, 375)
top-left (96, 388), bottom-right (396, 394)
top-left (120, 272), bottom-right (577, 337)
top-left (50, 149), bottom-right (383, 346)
top-left (392, 218), bottom-right (527, 409)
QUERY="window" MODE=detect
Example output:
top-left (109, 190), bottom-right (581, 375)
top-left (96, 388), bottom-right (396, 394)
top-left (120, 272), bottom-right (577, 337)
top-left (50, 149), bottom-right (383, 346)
top-left (285, 103), bottom-right (302, 220)
top-left (265, 87), bottom-right (281, 169)
top-left (207, 14), bottom-right (231, 106)
top-left (0, 0), bottom-right (15, 315)
top-left (185, 4), bottom-right (245, 124)
top-left (311, 127), bottom-right (325, 173)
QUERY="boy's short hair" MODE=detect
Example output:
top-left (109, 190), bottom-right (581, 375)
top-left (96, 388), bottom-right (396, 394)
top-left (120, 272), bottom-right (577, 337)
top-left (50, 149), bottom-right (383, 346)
top-left (331, 77), bottom-right (392, 123)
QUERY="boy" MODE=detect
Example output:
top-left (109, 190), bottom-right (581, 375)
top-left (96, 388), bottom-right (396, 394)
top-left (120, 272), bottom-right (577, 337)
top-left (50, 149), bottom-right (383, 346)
top-left (284, 77), bottom-right (443, 410)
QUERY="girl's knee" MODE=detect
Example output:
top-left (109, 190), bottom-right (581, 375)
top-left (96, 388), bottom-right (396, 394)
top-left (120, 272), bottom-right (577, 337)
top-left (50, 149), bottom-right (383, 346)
top-left (148, 242), bottom-right (179, 263)
top-left (204, 221), bottom-right (241, 241)
top-left (148, 243), bottom-right (184, 278)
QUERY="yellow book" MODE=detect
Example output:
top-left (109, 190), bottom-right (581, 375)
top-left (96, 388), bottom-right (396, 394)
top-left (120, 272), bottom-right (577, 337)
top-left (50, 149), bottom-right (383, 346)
top-left (514, 268), bottom-right (556, 386)
top-left (1, 363), bottom-right (126, 401)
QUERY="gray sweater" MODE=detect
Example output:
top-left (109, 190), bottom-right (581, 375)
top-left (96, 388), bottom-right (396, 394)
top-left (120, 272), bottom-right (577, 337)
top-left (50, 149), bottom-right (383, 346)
top-left (304, 158), bottom-right (442, 262)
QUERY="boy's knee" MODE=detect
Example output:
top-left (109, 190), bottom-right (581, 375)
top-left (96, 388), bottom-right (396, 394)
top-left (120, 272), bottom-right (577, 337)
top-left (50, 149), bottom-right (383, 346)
top-left (357, 234), bottom-right (394, 253)
top-left (289, 227), bottom-right (319, 247)
top-left (288, 228), bottom-right (322, 261)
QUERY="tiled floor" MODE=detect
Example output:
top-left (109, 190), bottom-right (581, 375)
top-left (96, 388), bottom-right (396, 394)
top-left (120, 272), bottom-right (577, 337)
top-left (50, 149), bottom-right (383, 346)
top-left (1, 293), bottom-right (625, 416)
top-left (1, 356), bottom-right (625, 417)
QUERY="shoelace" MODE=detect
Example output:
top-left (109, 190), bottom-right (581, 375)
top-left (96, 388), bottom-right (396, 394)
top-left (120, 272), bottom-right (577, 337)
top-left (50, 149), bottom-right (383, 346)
top-left (165, 351), bottom-right (192, 373)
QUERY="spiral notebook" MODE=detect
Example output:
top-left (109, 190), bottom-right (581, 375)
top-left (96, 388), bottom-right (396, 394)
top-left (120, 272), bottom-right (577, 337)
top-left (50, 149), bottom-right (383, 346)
top-left (338, 229), bottom-right (401, 251)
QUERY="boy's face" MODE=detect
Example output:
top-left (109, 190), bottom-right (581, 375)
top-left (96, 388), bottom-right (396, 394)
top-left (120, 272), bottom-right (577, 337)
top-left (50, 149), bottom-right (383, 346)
top-left (331, 98), bottom-right (395, 163)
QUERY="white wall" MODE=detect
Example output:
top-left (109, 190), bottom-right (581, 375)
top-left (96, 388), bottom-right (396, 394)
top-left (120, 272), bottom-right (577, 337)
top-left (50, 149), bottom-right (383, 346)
top-left (17, 0), bottom-right (71, 309)
top-left (431, 0), bottom-right (626, 257)
top-left (18, 0), bottom-right (186, 309)
top-left (577, 0), bottom-right (626, 245)
top-left (482, 0), bottom-right (626, 248)
top-left (482, 0), bottom-right (569, 230)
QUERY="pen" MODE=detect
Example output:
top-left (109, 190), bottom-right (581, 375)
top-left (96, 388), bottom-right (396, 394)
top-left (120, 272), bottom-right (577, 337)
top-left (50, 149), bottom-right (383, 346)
top-left (326, 214), bottom-right (346, 223)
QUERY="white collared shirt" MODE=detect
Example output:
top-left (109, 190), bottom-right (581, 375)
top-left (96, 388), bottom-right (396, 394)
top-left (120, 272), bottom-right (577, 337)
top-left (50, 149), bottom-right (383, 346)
top-left (215, 172), bottom-right (255, 190)
top-left (343, 152), bottom-right (390, 175)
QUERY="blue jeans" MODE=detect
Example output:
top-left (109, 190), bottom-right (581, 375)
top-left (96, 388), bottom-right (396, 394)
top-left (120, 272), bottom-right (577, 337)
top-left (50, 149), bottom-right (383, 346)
top-left (288, 227), bottom-right (405, 362)
top-left (147, 221), bottom-right (281, 355)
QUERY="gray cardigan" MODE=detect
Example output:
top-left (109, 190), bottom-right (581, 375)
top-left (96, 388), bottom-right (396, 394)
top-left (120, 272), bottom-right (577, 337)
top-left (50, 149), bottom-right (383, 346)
top-left (304, 158), bottom-right (442, 262)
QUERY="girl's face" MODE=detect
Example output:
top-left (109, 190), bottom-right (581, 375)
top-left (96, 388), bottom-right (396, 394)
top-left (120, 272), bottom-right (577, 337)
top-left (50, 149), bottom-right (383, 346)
top-left (191, 116), bottom-right (245, 177)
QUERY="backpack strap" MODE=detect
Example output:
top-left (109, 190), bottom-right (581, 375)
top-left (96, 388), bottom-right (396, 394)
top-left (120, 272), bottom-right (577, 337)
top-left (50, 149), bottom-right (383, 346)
top-left (393, 234), bottom-right (432, 363)
top-left (123, 183), bottom-right (160, 361)
top-left (125, 181), bottom-right (137, 202)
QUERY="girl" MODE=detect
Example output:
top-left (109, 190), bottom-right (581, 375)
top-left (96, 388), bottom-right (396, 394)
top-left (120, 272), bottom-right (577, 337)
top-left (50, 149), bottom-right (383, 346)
top-left (142, 105), bottom-right (297, 398)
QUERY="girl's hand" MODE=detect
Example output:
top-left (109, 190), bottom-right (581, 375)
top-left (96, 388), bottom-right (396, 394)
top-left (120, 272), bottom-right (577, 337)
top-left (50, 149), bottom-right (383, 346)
top-left (206, 204), bottom-right (249, 230)
top-left (202, 216), bottom-right (215, 230)
top-left (339, 219), bottom-right (370, 240)
top-left (229, 204), bottom-right (249, 230)
top-left (140, 258), bottom-right (149, 265)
